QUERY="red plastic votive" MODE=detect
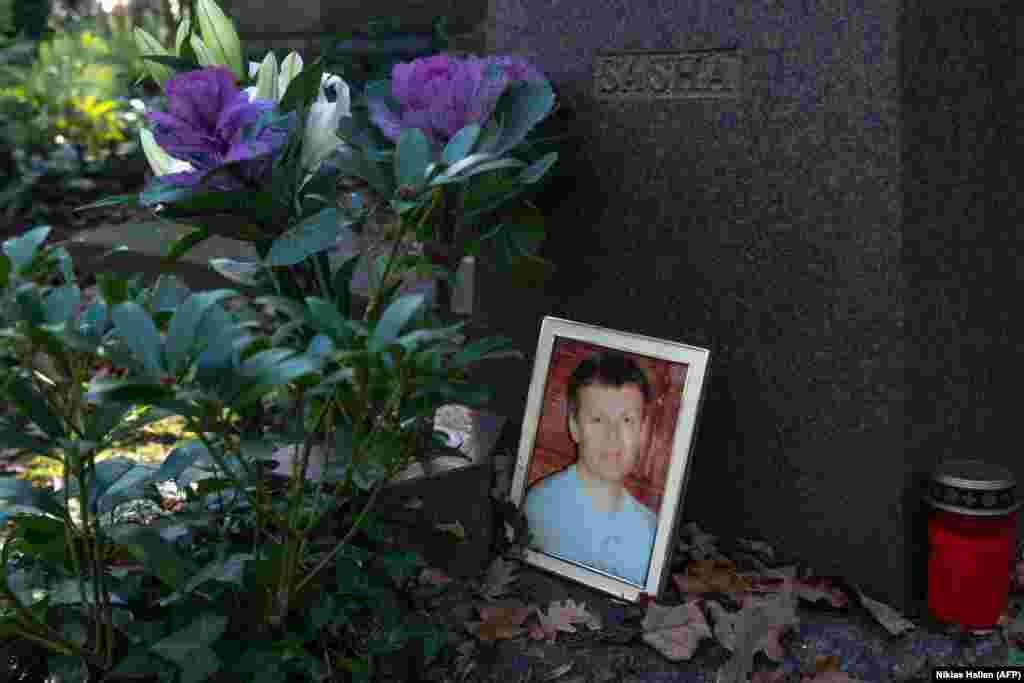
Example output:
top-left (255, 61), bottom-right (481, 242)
top-left (927, 508), bottom-right (1015, 629)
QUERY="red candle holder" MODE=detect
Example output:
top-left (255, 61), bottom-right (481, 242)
top-left (925, 459), bottom-right (1019, 630)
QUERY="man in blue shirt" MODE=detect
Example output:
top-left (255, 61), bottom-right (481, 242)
top-left (523, 351), bottom-right (659, 585)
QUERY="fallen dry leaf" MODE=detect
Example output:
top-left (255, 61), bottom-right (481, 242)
top-left (852, 585), bottom-right (914, 636)
top-left (715, 593), bottom-right (799, 683)
top-left (794, 575), bottom-right (849, 609)
top-left (529, 599), bottom-right (602, 643)
top-left (477, 556), bottom-right (519, 601)
top-left (465, 600), bottom-right (533, 642)
top-left (675, 559), bottom-right (753, 595)
top-left (707, 594), bottom-right (798, 662)
top-left (641, 599), bottom-right (713, 661)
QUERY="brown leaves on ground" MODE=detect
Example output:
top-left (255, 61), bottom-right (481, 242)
top-left (464, 600), bottom-right (533, 643)
top-left (674, 559), bottom-right (753, 595)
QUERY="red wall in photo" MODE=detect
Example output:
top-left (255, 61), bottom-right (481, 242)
top-left (525, 338), bottom-right (687, 516)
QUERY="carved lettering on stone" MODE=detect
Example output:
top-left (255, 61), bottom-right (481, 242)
top-left (593, 49), bottom-right (741, 100)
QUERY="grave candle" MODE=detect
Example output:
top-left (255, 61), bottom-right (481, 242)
top-left (925, 459), bottom-right (1020, 630)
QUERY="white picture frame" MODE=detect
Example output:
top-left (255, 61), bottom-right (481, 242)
top-left (510, 316), bottom-right (711, 602)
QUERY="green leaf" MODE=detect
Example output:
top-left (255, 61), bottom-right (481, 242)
top-left (0, 477), bottom-right (65, 523)
top-left (370, 293), bottom-right (425, 352)
top-left (441, 124), bottom-right (482, 166)
top-left (208, 258), bottom-right (266, 287)
top-left (156, 440), bottom-right (210, 483)
top-left (2, 226), bottom-right (50, 273)
top-left (112, 302), bottom-right (166, 376)
top-left (279, 59), bottom-right (325, 114)
top-left (448, 335), bottom-right (521, 369)
top-left (434, 158), bottom-right (528, 188)
top-left (0, 254), bottom-right (11, 289)
top-left (0, 426), bottom-right (53, 454)
top-left (139, 54), bottom-right (201, 73)
top-left (148, 274), bottom-right (191, 314)
top-left (5, 373), bottom-right (65, 439)
top-left (487, 80), bottom-right (556, 158)
top-left (14, 284), bottom-right (46, 325)
top-left (87, 380), bottom-right (176, 406)
top-left (155, 190), bottom-right (277, 223)
top-left (84, 402), bottom-right (134, 442)
top-left (164, 289), bottom-right (239, 375)
top-left (331, 253), bottom-right (361, 319)
top-left (518, 151), bottom-right (558, 184)
top-left (395, 127), bottom-right (431, 190)
top-left (108, 524), bottom-right (199, 591)
top-left (150, 614), bottom-right (226, 675)
top-left (158, 554), bottom-right (254, 607)
top-left (265, 209), bottom-right (352, 267)
top-left (305, 297), bottom-right (352, 345)
top-left (94, 460), bottom-right (161, 516)
top-left (378, 551), bottom-right (422, 584)
top-left (109, 652), bottom-right (167, 677)
top-left (75, 194), bottom-right (140, 212)
top-left (163, 227), bottom-right (211, 266)
top-left (96, 272), bottom-right (131, 307)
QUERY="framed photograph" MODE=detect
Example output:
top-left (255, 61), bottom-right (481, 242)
top-left (510, 317), bottom-right (711, 602)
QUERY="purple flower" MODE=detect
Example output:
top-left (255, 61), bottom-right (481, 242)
top-left (369, 54), bottom-right (549, 156)
top-left (146, 66), bottom-right (292, 190)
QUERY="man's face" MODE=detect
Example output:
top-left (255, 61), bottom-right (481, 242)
top-left (569, 382), bottom-right (647, 485)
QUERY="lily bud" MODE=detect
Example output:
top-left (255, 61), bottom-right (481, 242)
top-left (133, 27), bottom-right (174, 86)
top-left (254, 51), bottom-right (279, 101)
top-left (140, 129), bottom-right (194, 177)
top-left (195, 0), bottom-right (244, 81)
top-left (278, 51), bottom-right (304, 98)
top-left (301, 73), bottom-right (352, 173)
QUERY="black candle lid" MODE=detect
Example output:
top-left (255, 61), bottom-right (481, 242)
top-left (926, 459), bottom-right (1020, 517)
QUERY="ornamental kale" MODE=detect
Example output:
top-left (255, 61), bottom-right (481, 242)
top-left (368, 53), bottom-right (549, 157)
top-left (146, 65), bottom-right (294, 190)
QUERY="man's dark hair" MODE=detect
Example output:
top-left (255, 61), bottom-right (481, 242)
top-left (566, 351), bottom-right (652, 420)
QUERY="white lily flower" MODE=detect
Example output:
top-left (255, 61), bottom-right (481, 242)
top-left (139, 129), bottom-right (194, 177)
top-left (301, 72), bottom-right (351, 174)
top-left (243, 50), bottom-right (351, 177)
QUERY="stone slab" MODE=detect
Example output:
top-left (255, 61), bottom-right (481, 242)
top-left (484, 0), bottom-right (1020, 614)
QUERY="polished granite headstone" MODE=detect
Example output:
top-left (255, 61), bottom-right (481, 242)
top-left (479, 0), bottom-right (1020, 612)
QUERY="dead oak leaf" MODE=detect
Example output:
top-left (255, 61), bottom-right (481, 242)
top-left (465, 600), bottom-right (533, 643)
top-left (529, 599), bottom-right (603, 643)
top-left (641, 598), bottom-right (713, 662)
top-left (674, 559), bottom-right (752, 595)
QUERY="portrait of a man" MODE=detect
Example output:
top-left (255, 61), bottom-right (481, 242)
top-left (523, 351), bottom-right (659, 585)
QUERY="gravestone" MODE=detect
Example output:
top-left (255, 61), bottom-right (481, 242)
top-left (479, 0), bottom-right (1021, 613)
